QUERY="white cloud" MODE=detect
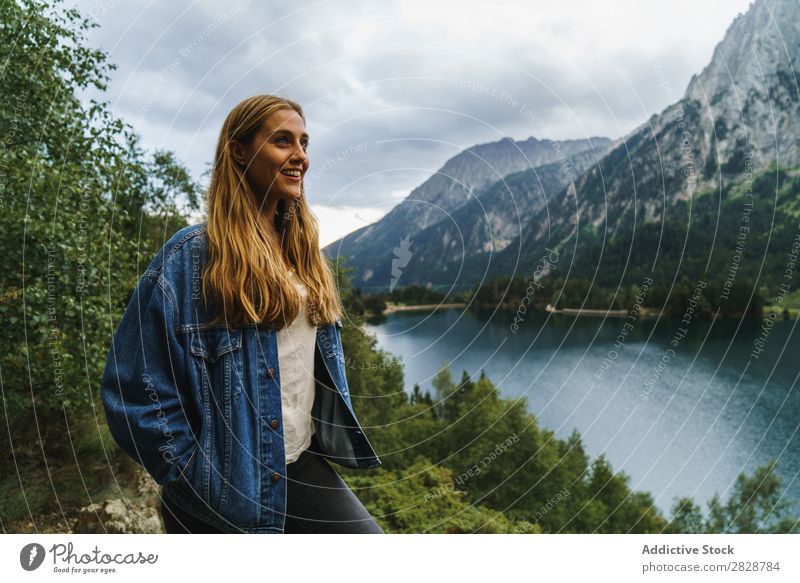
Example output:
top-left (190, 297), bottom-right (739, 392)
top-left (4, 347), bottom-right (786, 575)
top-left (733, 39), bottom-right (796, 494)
top-left (71, 0), bottom-right (753, 243)
top-left (312, 205), bottom-right (388, 247)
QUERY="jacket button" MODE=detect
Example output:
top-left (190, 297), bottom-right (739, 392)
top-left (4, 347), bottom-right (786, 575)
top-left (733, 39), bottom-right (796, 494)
top-left (268, 367), bottom-right (275, 379)
top-left (270, 419), bottom-right (279, 430)
top-left (272, 472), bottom-right (281, 483)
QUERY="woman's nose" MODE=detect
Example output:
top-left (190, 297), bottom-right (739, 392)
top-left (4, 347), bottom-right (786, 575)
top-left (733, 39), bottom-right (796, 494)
top-left (291, 144), bottom-right (308, 164)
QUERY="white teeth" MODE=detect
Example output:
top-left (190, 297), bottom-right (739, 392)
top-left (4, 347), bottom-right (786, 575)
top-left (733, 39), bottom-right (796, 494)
top-left (282, 170), bottom-right (301, 176)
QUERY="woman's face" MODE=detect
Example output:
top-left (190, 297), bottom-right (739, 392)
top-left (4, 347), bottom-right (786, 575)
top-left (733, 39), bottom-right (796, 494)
top-left (232, 108), bottom-right (310, 208)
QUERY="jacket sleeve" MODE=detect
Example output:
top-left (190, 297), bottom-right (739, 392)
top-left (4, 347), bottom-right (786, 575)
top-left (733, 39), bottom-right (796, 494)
top-left (100, 272), bottom-right (198, 485)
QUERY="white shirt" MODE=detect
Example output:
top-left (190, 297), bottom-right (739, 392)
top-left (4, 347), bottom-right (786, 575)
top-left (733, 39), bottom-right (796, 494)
top-left (277, 269), bottom-right (317, 464)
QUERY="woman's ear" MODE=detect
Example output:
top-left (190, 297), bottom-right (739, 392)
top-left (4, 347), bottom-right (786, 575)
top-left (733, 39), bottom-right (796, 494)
top-left (230, 140), bottom-right (245, 165)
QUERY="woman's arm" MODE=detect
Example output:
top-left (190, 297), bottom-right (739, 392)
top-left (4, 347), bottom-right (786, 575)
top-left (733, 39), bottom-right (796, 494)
top-left (100, 272), bottom-right (198, 485)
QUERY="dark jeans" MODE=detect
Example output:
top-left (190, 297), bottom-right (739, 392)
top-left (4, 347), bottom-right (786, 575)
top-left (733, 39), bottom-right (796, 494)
top-left (160, 435), bottom-right (383, 534)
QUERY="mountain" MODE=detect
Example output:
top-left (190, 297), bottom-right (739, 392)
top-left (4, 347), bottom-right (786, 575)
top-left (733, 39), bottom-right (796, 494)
top-left (323, 136), bottom-right (611, 290)
top-left (327, 0), bottom-right (799, 297)
top-left (684, 0), bottom-right (800, 171)
top-left (380, 148), bottom-right (610, 289)
top-left (488, 0), bottom-right (800, 289)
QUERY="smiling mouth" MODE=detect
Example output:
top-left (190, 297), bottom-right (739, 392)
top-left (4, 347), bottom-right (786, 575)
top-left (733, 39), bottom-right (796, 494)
top-left (281, 169), bottom-right (302, 180)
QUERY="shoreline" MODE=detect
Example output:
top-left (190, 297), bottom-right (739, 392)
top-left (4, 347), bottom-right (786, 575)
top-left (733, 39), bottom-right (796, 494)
top-left (381, 302), bottom-right (467, 314)
top-left (545, 304), bottom-right (628, 318)
top-left (373, 302), bottom-right (796, 320)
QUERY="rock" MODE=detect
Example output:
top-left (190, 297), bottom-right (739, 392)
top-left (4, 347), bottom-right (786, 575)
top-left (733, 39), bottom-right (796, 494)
top-left (72, 469), bottom-right (164, 533)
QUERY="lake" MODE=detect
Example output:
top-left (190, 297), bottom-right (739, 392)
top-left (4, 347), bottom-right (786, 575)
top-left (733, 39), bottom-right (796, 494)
top-left (364, 307), bottom-right (800, 519)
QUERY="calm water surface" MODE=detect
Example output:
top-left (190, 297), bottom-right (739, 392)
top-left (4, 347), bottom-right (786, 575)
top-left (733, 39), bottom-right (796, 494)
top-left (363, 308), bottom-right (800, 517)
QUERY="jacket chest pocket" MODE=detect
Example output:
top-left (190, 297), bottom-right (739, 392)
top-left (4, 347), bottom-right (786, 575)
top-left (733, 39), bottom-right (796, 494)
top-left (189, 328), bottom-right (244, 401)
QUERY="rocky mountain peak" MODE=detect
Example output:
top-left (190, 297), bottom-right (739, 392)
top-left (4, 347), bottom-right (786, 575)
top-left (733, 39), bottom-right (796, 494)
top-left (685, 0), bottom-right (800, 169)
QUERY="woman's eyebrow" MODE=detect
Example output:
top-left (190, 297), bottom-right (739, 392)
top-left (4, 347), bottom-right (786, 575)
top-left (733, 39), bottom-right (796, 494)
top-left (272, 129), bottom-right (310, 139)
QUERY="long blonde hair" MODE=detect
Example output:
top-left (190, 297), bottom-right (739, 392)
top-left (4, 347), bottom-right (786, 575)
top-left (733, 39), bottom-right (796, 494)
top-left (202, 94), bottom-right (343, 329)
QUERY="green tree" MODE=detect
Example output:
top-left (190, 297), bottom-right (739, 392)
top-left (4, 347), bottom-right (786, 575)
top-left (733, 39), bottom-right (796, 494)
top-left (343, 457), bottom-right (540, 534)
top-left (0, 0), bottom-right (201, 421)
top-left (668, 459), bottom-right (798, 534)
top-left (0, 0), bottom-right (200, 528)
top-left (363, 293), bottom-right (387, 314)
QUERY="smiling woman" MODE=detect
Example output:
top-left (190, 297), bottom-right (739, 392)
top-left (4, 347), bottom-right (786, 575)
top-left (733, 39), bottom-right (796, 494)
top-left (100, 94), bottom-right (384, 534)
top-left (202, 95), bottom-right (330, 330)
top-left (229, 108), bottom-right (310, 214)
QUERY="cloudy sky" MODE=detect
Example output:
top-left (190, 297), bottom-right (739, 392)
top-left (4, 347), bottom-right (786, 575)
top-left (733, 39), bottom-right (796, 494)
top-left (72, 0), bottom-right (753, 246)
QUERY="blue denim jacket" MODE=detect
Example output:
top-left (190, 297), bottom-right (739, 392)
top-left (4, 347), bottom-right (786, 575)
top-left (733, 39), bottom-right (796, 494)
top-left (100, 223), bottom-right (381, 533)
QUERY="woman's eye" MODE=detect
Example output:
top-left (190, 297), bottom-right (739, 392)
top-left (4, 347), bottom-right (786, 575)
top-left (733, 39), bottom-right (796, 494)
top-left (275, 136), bottom-right (309, 150)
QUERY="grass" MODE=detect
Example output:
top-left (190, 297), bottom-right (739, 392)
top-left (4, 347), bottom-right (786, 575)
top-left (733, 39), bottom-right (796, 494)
top-left (0, 402), bottom-right (141, 533)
